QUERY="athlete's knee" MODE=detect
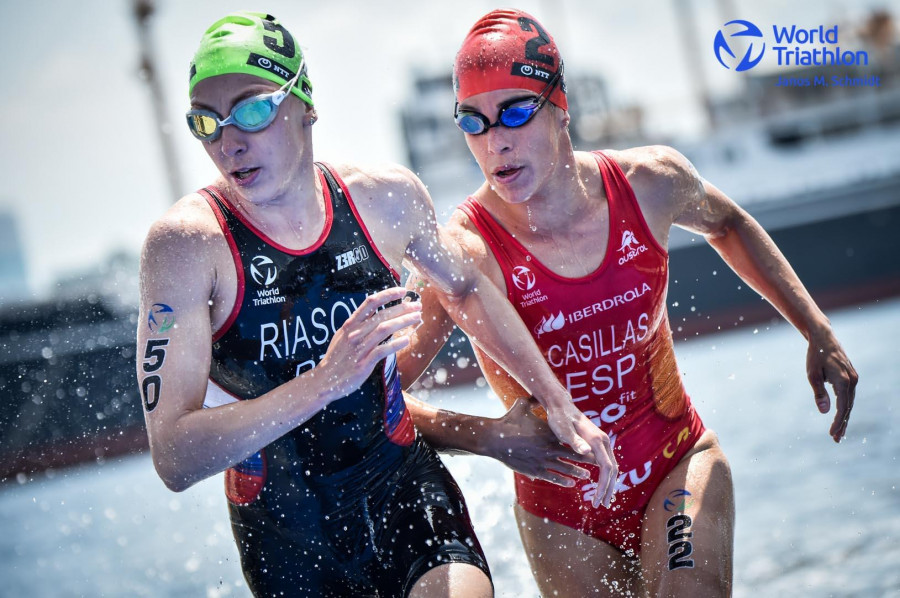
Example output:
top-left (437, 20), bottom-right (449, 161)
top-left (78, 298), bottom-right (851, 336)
top-left (408, 563), bottom-right (493, 598)
top-left (652, 565), bottom-right (731, 598)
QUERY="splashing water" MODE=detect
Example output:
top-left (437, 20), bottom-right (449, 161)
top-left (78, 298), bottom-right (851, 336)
top-left (526, 204), bottom-right (537, 232)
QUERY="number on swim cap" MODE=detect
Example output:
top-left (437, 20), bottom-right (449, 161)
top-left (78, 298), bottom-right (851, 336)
top-left (518, 17), bottom-right (554, 65)
top-left (262, 19), bottom-right (295, 59)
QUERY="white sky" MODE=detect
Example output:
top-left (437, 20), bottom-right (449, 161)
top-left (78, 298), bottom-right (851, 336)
top-left (0, 0), bottom-right (895, 295)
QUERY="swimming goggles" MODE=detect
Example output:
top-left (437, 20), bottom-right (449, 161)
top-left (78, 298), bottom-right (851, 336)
top-left (186, 64), bottom-right (303, 142)
top-left (453, 63), bottom-right (564, 135)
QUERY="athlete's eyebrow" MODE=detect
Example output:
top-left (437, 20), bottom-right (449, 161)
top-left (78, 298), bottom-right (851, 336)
top-left (458, 93), bottom-right (539, 114)
top-left (189, 85), bottom-right (280, 111)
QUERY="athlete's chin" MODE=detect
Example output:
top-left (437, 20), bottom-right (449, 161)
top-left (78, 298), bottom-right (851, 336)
top-left (229, 174), bottom-right (282, 205)
top-left (229, 183), bottom-right (264, 204)
top-left (488, 174), bottom-right (536, 205)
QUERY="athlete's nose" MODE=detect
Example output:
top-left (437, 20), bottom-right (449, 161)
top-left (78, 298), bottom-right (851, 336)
top-left (219, 124), bottom-right (247, 158)
top-left (485, 125), bottom-right (513, 155)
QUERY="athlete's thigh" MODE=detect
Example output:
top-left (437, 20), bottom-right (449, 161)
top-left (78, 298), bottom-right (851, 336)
top-left (515, 504), bottom-right (641, 597)
top-left (231, 512), bottom-right (348, 597)
top-left (639, 430), bottom-right (735, 597)
top-left (379, 441), bottom-right (491, 596)
top-left (408, 563), bottom-right (493, 598)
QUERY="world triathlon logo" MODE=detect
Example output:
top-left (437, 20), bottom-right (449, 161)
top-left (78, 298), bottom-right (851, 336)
top-left (250, 255), bottom-right (278, 286)
top-left (663, 488), bottom-right (696, 512)
top-left (511, 265), bottom-right (536, 291)
top-left (713, 20), bottom-right (766, 71)
top-left (147, 303), bottom-right (175, 333)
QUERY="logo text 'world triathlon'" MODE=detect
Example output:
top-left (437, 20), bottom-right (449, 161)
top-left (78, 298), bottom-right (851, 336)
top-left (714, 20), bottom-right (868, 71)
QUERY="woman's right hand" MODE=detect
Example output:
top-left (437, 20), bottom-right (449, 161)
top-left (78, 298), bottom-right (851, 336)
top-left (486, 397), bottom-right (596, 488)
top-left (313, 287), bottom-right (422, 401)
top-left (544, 401), bottom-right (619, 508)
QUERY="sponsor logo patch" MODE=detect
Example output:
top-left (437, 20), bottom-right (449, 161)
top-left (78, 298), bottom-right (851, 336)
top-left (336, 245), bottom-right (370, 271)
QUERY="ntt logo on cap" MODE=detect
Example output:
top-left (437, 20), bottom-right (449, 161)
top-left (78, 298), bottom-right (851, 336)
top-left (247, 53), bottom-right (294, 81)
top-left (512, 62), bottom-right (554, 83)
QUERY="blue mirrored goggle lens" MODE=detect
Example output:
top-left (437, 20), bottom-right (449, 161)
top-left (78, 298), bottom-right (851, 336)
top-left (187, 69), bottom-right (301, 141)
top-left (499, 104), bottom-right (537, 127)
top-left (454, 100), bottom-right (540, 135)
top-left (456, 113), bottom-right (488, 134)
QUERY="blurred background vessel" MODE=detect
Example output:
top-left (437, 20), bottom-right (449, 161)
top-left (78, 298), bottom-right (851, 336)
top-left (1, 5), bottom-right (898, 481)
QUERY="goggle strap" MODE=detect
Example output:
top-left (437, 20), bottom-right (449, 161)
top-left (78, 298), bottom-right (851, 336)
top-left (271, 91), bottom-right (288, 107)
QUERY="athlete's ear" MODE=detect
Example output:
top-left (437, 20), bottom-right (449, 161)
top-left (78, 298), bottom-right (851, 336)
top-left (305, 107), bottom-right (318, 126)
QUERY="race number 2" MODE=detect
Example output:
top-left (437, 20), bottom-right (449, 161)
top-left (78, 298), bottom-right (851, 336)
top-left (517, 16), bottom-right (554, 65)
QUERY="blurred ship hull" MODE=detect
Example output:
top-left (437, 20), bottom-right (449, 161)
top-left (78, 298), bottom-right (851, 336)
top-left (0, 298), bottom-right (145, 481)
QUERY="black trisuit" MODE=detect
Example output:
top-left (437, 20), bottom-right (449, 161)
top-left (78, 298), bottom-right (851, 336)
top-left (201, 163), bottom-right (490, 597)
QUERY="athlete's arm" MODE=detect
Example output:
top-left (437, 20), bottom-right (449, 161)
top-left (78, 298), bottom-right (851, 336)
top-left (405, 392), bottom-right (591, 487)
top-left (396, 274), bottom-right (591, 486)
top-left (387, 169), bottom-right (617, 507)
top-left (642, 146), bottom-right (858, 443)
top-left (136, 202), bottom-right (421, 491)
top-left (395, 274), bottom-right (456, 386)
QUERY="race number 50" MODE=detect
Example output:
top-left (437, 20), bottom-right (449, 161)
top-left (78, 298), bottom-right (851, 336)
top-left (140, 338), bottom-right (169, 412)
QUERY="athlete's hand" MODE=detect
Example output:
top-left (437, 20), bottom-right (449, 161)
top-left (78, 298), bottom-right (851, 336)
top-left (545, 402), bottom-right (618, 508)
top-left (485, 397), bottom-right (593, 487)
top-left (806, 329), bottom-right (858, 443)
top-left (313, 287), bottom-right (422, 401)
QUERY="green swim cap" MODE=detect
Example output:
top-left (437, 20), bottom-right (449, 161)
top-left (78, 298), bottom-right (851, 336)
top-left (189, 11), bottom-right (313, 107)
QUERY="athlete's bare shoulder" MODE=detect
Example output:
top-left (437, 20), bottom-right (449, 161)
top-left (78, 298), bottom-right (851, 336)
top-left (445, 207), bottom-right (486, 255)
top-left (141, 192), bottom-right (228, 279)
top-left (145, 192), bottom-right (220, 243)
top-left (326, 161), bottom-right (437, 269)
top-left (606, 145), bottom-right (704, 224)
top-left (329, 161), bottom-right (430, 216)
top-left (443, 202), bottom-right (506, 288)
top-left (606, 145), bottom-right (698, 191)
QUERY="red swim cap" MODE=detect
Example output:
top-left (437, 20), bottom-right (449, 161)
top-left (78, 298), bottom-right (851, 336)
top-left (454, 9), bottom-right (567, 110)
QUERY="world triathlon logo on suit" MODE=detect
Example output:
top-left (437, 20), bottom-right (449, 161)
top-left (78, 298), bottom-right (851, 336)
top-left (250, 255), bottom-right (278, 286)
top-left (511, 265), bottom-right (536, 291)
top-left (512, 265), bottom-right (549, 308)
top-left (250, 255), bottom-right (286, 306)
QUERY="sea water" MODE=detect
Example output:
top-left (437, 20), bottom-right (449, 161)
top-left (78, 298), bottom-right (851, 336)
top-left (1, 297), bottom-right (898, 597)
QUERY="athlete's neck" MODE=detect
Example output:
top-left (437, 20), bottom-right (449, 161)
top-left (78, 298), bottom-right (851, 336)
top-left (492, 150), bottom-right (602, 238)
top-left (220, 157), bottom-right (327, 250)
